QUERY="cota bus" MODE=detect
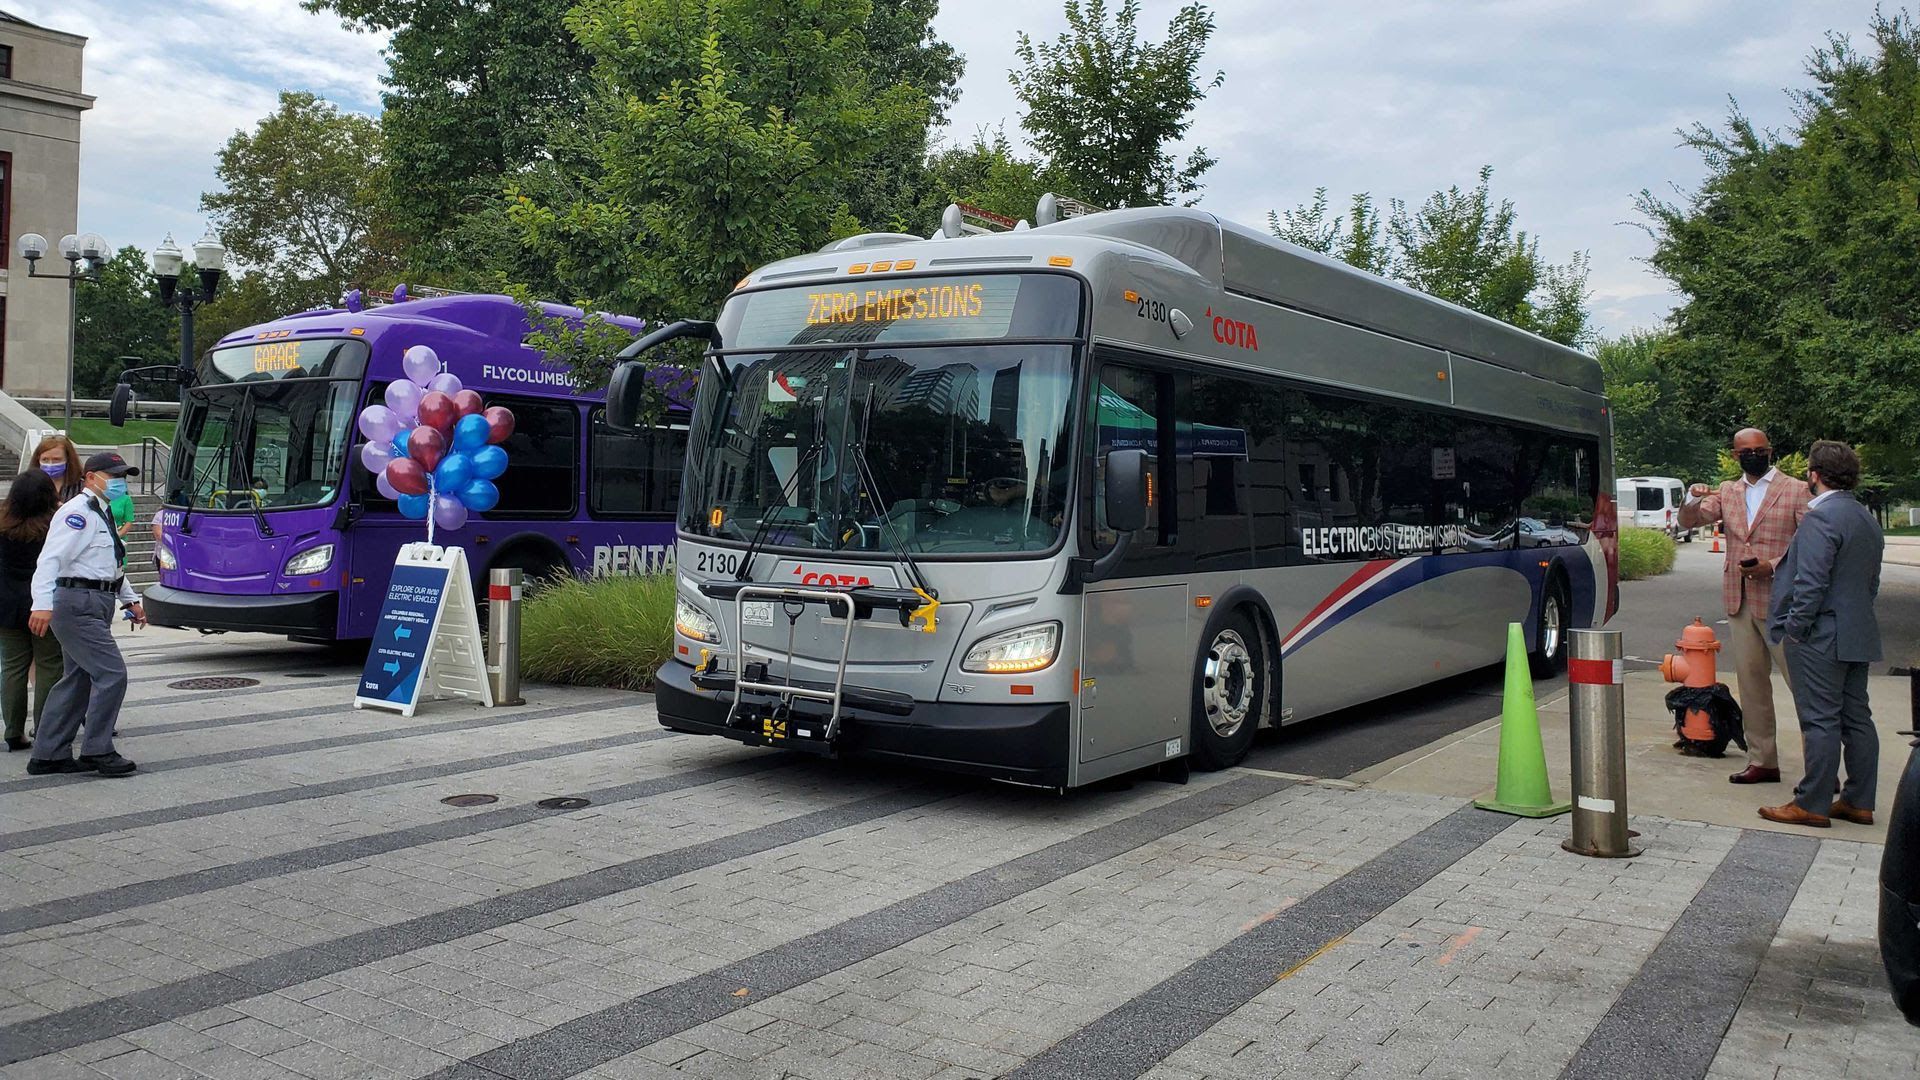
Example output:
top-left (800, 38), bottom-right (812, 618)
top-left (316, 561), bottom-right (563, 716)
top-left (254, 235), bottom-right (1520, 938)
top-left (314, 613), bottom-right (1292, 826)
top-left (606, 201), bottom-right (1617, 790)
top-left (142, 291), bottom-right (688, 643)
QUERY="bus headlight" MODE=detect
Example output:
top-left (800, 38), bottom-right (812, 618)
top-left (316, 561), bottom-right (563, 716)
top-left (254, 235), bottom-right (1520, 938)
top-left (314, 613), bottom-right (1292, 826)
top-left (157, 543), bottom-right (177, 571)
top-left (962, 622), bottom-right (1060, 674)
top-left (675, 596), bottom-right (719, 642)
top-left (282, 545), bottom-right (334, 576)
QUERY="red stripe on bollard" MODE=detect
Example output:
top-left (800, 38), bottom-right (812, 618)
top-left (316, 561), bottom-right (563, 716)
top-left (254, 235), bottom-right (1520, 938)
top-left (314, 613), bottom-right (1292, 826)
top-left (1568, 657), bottom-right (1621, 685)
top-left (488, 584), bottom-right (519, 601)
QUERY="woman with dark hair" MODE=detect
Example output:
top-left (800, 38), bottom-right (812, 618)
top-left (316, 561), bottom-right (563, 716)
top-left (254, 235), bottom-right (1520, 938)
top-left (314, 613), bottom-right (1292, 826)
top-left (0, 470), bottom-right (63, 750)
top-left (31, 434), bottom-right (83, 502)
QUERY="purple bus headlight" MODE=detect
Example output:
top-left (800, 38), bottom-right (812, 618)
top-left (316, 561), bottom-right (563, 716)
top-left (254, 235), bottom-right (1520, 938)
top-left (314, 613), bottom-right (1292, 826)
top-left (157, 542), bottom-right (177, 571)
top-left (283, 545), bottom-right (335, 577)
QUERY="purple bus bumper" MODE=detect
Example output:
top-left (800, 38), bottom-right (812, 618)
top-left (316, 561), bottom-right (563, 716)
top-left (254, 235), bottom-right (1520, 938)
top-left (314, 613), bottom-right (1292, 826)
top-left (143, 584), bottom-right (339, 639)
top-left (652, 659), bottom-right (1070, 787)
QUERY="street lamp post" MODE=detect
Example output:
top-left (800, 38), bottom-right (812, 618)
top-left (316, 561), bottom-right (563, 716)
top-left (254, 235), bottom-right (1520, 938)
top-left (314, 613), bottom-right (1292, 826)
top-left (151, 231), bottom-right (225, 398)
top-left (15, 230), bottom-right (109, 429)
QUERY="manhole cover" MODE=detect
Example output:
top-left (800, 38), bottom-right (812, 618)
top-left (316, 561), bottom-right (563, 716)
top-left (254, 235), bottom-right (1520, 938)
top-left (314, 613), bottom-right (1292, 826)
top-left (536, 797), bottom-right (591, 810)
top-left (169, 677), bottom-right (260, 691)
top-left (284, 672), bottom-right (328, 679)
top-left (440, 794), bottom-right (499, 807)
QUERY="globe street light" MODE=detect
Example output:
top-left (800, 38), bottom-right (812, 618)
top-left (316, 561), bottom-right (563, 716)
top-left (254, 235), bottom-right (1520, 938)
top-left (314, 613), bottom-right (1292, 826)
top-left (152, 229), bottom-right (225, 397)
top-left (16, 228), bottom-right (109, 428)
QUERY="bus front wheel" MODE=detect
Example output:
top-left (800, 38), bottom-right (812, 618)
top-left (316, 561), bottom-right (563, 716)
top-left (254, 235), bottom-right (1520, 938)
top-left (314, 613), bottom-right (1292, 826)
top-left (1190, 611), bottom-right (1266, 770)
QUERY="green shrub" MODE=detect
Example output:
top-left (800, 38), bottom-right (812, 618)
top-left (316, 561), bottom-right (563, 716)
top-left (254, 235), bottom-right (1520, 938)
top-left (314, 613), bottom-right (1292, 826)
top-left (520, 574), bottom-right (677, 690)
top-left (1617, 528), bottom-right (1677, 581)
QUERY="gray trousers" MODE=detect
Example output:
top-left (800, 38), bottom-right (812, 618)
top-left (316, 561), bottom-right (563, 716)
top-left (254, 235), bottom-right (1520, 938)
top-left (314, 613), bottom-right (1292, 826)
top-left (1784, 641), bottom-right (1877, 813)
top-left (28, 589), bottom-right (125, 761)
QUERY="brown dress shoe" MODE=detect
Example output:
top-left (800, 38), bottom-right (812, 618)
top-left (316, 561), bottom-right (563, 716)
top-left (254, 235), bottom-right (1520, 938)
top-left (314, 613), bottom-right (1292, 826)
top-left (1729, 766), bottom-right (1781, 784)
top-left (1758, 803), bottom-right (1830, 828)
top-left (1829, 800), bottom-right (1874, 825)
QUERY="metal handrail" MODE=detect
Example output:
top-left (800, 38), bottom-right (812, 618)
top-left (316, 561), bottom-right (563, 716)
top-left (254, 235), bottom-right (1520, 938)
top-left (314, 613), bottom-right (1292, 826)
top-left (137, 436), bottom-right (172, 496)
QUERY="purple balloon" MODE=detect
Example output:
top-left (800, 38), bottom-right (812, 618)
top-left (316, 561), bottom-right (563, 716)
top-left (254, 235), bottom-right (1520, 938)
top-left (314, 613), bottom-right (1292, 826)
top-left (360, 440), bottom-right (394, 474)
top-left (427, 372), bottom-right (463, 397)
top-left (385, 379), bottom-right (423, 422)
top-left (403, 345), bottom-right (440, 387)
top-left (357, 404), bottom-right (399, 444)
top-left (375, 471), bottom-right (402, 500)
top-left (432, 494), bottom-right (468, 531)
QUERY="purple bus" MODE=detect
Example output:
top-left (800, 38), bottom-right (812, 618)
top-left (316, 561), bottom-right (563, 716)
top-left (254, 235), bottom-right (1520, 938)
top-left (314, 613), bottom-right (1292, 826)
top-left (144, 292), bottom-right (686, 644)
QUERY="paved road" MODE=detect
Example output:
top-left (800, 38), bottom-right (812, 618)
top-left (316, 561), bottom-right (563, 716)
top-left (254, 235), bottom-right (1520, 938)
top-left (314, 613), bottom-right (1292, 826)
top-left (1252, 538), bottom-right (1920, 779)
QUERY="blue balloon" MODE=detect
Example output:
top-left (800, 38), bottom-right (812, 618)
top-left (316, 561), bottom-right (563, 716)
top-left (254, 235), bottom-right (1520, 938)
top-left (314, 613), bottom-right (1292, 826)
top-left (470, 444), bottom-right (508, 480)
top-left (396, 493), bottom-right (430, 519)
top-left (391, 428), bottom-right (412, 458)
top-left (434, 452), bottom-right (474, 492)
top-left (452, 412), bottom-right (491, 453)
top-left (458, 479), bottom-right (500, 513)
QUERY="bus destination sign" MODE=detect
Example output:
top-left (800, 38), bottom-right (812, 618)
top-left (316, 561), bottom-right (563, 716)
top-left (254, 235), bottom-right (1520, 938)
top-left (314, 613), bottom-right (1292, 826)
top-left (723, 272), bottom-right (1082, 348)
top-left (805, 282), bottom-right (984, 327)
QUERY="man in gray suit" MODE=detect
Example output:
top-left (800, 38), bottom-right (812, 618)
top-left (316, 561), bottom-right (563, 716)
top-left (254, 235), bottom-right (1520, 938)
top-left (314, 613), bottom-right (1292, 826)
top-left (1763, 440), bottom-right (1884, 828)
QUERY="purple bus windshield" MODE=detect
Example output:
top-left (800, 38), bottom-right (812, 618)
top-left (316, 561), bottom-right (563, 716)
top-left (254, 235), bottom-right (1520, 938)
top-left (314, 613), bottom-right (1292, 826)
top-left (145, 293), bottom-right (688, 643)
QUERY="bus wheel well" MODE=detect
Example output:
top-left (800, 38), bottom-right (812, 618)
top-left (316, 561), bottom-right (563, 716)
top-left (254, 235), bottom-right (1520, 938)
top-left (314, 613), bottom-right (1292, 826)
top-left (1208, 586), bottom-right (1281, 730)
top-left (484, 534), bottom-right (573, 587)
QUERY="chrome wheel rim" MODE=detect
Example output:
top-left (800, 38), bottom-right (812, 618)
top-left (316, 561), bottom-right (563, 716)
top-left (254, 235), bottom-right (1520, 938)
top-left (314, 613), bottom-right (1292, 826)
top-left (1202, 629), bottom-right (1256, 738)
top-left (1543, 593), bottom-right (1564, 659)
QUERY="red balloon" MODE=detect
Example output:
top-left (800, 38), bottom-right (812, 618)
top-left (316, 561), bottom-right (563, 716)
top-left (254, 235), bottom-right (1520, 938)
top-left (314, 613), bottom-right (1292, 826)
top-left (418, 390), bottom-right (459, 434)
top-left (406, 426), bottom-right (447, 472)
top-left (386, 457), bottom-right (430, 496)
top-left (484, 406), bottom-right (516, 445)
top-left (453, 389), bottom-right (485, 417)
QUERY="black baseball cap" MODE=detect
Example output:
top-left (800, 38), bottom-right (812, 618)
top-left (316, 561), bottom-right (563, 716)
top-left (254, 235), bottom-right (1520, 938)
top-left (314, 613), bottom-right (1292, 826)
top-left (83, 451), bottom-right (139, 477)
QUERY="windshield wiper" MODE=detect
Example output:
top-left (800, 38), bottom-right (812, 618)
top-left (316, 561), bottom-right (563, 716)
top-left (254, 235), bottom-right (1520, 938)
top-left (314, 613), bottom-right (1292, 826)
top-left (734, 396), bottom-right (831, 583)
top-left (848, 370), bottom-right (936, 606)
top-left (176, 388), bottom-right (230, 537)
top-left (230, 391), bottom-right (275, 538)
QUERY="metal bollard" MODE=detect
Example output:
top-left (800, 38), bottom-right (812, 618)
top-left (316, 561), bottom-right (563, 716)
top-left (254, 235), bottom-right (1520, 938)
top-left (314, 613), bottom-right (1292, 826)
top-left (1562, 629), bottom-right (1641, 858)
top-left (486, 568), bottom-right (526, 706)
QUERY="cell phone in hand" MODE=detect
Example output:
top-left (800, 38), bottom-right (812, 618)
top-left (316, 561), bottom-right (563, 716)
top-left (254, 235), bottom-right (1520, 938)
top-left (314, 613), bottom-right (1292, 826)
top-left (1740, 557), bottom-right (1759, 567)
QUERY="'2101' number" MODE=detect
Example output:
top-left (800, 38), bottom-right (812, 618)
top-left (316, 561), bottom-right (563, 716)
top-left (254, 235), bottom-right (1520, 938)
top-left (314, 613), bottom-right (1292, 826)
top-left (695, 549), bottom-right (741, 576)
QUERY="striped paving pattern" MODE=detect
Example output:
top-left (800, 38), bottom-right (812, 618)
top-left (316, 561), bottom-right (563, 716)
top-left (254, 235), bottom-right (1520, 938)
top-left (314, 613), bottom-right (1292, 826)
top-left (0, 629), bottom-right (1905, 1080)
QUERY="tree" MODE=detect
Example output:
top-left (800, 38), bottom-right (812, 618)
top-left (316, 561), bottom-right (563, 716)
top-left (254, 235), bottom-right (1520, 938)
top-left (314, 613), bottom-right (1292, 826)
top-left (913, 128), bottom-right (1060, 231)
top-left (1638, 10), bottom-right (1920, 451)
top-left (1011, 0), bottom-right (1223, 208)
top-left (1594, 330), bottom-right (1720, 481)
top-left (1267, 168), bottom-right (1592, 347)
top-left (304, 0), bottom-right (594, 274)
top-left (72, 247), bottom-right (173, 398)
top-left (201, 92), bottom-right (393, 304)
top-left (510, 0), bottom-right (932, 388)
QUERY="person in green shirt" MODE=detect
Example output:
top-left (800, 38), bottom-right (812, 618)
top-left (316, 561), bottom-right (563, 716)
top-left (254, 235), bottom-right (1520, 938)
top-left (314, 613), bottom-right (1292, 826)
top-left (106, 477), bottom-right (135, 568)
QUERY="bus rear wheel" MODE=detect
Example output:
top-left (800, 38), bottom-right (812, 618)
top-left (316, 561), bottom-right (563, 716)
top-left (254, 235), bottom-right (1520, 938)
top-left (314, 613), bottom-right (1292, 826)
top-left (1190, 612), bottom-right (1265, 771)
top-left (1529, 576), bottom-right (1571, 678)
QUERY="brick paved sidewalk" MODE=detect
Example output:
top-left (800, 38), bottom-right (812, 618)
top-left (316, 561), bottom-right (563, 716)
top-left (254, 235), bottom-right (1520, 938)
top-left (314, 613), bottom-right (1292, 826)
top-left (0, 631), bottom-right (1910, 1080)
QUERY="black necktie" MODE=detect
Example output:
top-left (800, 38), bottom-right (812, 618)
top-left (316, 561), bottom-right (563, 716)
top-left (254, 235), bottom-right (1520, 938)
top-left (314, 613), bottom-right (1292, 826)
top-left (91, 497), bottom-right (125, 569)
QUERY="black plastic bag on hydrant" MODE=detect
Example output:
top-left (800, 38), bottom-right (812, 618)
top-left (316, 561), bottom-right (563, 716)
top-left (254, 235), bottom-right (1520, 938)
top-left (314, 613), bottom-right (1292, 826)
top-left (1666, 683), bottom-right (1746, 758)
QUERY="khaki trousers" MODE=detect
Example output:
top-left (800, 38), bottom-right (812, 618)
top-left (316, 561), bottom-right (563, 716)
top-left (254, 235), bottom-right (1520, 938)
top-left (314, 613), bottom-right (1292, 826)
top-left (1726, 597), bottom-right (1790, 769)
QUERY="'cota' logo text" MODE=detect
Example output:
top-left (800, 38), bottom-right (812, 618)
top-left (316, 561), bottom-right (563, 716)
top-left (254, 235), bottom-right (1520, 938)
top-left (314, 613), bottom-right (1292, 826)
top-left (791, 564), bottom-right (872, 587)
top-left (1205, 308), bottom-right (1259, 350)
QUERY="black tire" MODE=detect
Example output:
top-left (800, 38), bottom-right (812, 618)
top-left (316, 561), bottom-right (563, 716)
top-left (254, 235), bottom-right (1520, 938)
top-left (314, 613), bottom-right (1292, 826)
top-left (1529, 575), bottom-right (1571, 678)
top-left (1189, 610), bottom-right (1266, 771)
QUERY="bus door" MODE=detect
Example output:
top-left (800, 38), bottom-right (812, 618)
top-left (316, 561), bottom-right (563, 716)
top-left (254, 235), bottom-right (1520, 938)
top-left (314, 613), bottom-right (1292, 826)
top-left (1078, 362), bottom-right (1189, 766)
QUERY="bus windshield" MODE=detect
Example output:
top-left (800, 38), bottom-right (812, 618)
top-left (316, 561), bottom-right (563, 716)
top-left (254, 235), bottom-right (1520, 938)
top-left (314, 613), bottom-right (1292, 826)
top-left (680, 344), bottom-right (1077, 554)
top-left (170, 339), bottom-right (368, 510)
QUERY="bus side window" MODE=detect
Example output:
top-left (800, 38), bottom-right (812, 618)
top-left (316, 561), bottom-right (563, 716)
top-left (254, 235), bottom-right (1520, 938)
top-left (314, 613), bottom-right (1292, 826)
top-left (590, 408), bottom-right (686, 517)
top-left (1090, 360), bottom-right (1186, 573)
top-left (490, 396), bottom-right (579, 517)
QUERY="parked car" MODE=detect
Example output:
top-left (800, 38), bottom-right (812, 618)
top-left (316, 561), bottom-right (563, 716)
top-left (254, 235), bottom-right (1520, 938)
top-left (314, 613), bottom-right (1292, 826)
top-left (1883, 728), bottom-right (1920, 1027)
top-left (1616, 476), bottom-right (1693, 541)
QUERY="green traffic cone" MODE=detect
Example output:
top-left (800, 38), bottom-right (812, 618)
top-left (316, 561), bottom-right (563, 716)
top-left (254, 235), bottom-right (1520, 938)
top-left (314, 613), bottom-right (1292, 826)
top-left (1473, 622), bottom-right (1571, 818)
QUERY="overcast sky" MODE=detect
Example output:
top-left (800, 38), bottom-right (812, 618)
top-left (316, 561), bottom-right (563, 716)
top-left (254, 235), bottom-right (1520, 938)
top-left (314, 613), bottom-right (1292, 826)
top-left (17, 0), bottom-right (1886, 341)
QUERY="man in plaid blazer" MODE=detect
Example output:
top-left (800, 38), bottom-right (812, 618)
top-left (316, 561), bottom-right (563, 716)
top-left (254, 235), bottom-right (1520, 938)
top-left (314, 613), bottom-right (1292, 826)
top-left (1677, 427), bottom-right (1811, 784)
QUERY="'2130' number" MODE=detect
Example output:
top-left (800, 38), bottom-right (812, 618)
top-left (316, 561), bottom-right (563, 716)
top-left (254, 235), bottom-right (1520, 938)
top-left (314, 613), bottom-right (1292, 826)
top-left (694, 549), bottom-right (741, 576)
top-left (1135, 297), bottom-right (1168, 323)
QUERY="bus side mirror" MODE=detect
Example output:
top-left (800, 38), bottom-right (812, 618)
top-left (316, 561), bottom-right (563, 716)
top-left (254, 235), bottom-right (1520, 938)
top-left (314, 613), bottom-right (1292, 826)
top-left (109, 382), bottom-right (135, 427)
top-left (605, 361), bottom-right (646, 433)
top-left (1104, 449), bottom-right (1150, 532)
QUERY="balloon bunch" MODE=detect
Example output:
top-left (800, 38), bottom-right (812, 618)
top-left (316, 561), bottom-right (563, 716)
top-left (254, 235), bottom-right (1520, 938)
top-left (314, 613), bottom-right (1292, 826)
top-left (355, 346), bottom-right (515, 534)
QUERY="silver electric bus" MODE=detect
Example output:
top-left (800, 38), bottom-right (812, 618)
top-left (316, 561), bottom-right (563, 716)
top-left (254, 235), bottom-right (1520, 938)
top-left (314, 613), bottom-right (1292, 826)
top-left (607, 201), bottom-right (1617, 790)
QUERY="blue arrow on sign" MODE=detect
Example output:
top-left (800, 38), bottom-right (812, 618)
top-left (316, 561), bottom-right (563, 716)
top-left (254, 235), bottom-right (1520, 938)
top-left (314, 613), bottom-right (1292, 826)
top-left (383, 661), bottom-right (401, 675)
top-left (395, 626), bottom-right (412, 640)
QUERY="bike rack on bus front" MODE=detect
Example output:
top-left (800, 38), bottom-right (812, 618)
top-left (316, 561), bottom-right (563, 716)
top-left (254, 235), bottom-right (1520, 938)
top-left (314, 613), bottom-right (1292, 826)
top-left (725, 584), bottom-right (858, 743)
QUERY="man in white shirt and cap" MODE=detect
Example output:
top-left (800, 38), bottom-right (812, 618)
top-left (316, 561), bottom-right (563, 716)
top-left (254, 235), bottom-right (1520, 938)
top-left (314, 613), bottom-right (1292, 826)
top-left (25, 451), bottom-right (145, 777)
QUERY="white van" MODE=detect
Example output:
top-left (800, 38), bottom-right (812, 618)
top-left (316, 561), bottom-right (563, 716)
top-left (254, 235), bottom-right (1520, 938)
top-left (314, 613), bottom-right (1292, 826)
top-left (1616, 476), bottom-right (1693, 540)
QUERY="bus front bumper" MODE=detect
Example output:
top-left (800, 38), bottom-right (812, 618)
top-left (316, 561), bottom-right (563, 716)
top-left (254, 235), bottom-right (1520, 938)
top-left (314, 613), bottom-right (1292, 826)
top-left (653, 660), bottom-right (1070, 788)
top-left (143, 585), bottom-right (339, 639)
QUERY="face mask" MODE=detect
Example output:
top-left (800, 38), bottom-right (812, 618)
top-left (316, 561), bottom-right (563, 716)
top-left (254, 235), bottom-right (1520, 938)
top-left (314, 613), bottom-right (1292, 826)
top-left (105, 478), bottom-right (129, 500)
top-left (40, 463), bottom-right (65, 479)
top-left (1736, 449), bottom-right (1771, 478)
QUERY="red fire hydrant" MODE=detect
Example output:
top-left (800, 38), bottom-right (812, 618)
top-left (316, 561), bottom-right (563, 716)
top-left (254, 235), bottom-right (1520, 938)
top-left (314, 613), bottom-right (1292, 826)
top-left (1661, 619), bottom-right (1722, 744)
